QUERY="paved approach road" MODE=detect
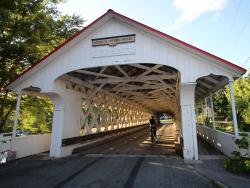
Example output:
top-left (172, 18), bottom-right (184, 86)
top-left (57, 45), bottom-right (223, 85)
top-left (0, 125), bottom-right (249, 188)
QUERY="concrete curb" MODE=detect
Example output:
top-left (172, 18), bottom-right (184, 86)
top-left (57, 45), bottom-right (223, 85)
top-left (184, 159), bottom-right (203, 164)
top-left (211, 180), bottom-right (229, 188)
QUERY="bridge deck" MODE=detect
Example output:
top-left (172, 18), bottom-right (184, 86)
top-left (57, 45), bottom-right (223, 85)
top-left (74, 124), bottom-right (177, 156)
top-left (0, 125), bottom-right (249, 188)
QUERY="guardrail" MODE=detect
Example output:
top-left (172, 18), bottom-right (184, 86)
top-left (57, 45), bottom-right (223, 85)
top-left (14, 134), bottom-right (51, 158)
top-left (1, 133), bottom-right (51, 162)
top-left (0, 132), bottom-right (12, 163)
top-left (197, 125), bottom-right (250, 158)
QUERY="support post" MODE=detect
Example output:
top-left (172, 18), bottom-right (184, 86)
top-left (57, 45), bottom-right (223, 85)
top-left (49, 94), bottom-right (65, 158)
top-left (50, 106), bottom-right (64, 157)
top-left (180, 83), bottom-right (198, 160)
top-left (210, 93), bottom-right (215, 130)
top-left (11, 91), bottom-right (22, 151)
top-left (204, 97), bottom-right (208, 125)
top-left (201, 101), bottom-right (204, 125)
top-left (195, 107), bottom-right (198, 118)
top-left (229, 80), bottom-right (239, 136)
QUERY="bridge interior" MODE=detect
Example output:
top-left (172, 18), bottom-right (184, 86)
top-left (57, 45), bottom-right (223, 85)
top-left (64, 63), bottom-right (179, 111)
top-left (61, 63), bottom-right (180, 135)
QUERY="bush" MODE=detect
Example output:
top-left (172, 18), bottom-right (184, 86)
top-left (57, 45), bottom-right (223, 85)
top-left (235, 136), bottom-right (249, 149)
top-left (223, 135), bottom-right (250, 174)
top-left (224, 158), bottom-right (247, 174)
top-left (239, 122), bottom-right (250, 132)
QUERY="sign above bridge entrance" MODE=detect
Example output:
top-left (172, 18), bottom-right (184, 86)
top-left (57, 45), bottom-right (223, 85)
top-left (92, 34), bottom-right (135, 47)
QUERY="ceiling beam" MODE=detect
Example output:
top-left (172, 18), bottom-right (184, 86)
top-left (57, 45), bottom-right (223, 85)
top-left (75, 69), bottom-right (122, 79)
top-left (115, 65), bottom-right (129, 78)
top-left (197, 80), bottom-right (214, 89)
top-left (111, 84), bottom-right (174, 91)
top-left (130, 64), bottom-right (175, 76)
top-left (90, 74), bottom-right (177, 84)
top-left (204, 76), bottom-right (219, 84)
top-left (138, 64), bottom-right (162, 77)
top-left (158, 79), bottom-right (176, 93)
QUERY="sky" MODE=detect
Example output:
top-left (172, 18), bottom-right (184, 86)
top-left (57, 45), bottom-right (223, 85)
top-left (57, 0), bottom-right (250, 71)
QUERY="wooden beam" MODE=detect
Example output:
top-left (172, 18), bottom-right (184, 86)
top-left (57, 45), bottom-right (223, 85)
top-left (111, 84), bottom-right (173, 91)
top-left (158, 79), bottom-right (176, 93)
top-left (138, 64), bottom-right (162, 77)
top-left (62, 74), bottom-right (94, 89)
top-left (99, 66), bottom-right (107, 74)
top-left (85, 82), bottom-right (106, 102)
top-left (115, 65), bottom-right (129, 78)
top-left (61, 74), bottom-right (177, 115)
top-left (62, 75), bottom-right (152, 112)
top-left (204, 76), bottom-right (219, 84)
top-left (197, 80), bottom-right (213, 89)
top-left (75, 69), bottom-right (121, 79)
top-left (96, 66), bottom-right (108, 79)
top-left (197, 87), bottom-right (207, 94)
top-left (90, 74), bottom-right (177, 84)
top-left (130, 64), bottom-right (173, 75)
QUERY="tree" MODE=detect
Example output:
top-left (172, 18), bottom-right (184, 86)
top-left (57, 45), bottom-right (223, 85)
top-left (213, 88), bottom-right (230, 118)
top-left (226, 73), bottom-right (250, 130)
top-left (19, 96), bottom-right (53, 134)
top-left (0, 0), bottom-right (84, 132)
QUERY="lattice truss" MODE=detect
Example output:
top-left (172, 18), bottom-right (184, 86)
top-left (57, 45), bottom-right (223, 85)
top-left (62, 63), bottom-right (179, 134)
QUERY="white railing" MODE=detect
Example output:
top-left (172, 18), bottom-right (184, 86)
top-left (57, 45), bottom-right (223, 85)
top-left (13, 134), bottom-right (51, 158)
top-left (1, 133), bottom-right (51, 162)
top-left (197, 125), bottom-right (250, 158)
top-left (0, 132), bottom-right (12, 163)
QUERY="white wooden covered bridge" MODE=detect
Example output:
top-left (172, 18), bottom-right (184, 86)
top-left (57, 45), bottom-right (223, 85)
top-left (5, 9), bottom-right (247, 160)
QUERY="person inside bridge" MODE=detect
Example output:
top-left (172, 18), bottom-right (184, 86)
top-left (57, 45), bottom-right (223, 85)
top-left (149, 116), bottom-right (157, 143)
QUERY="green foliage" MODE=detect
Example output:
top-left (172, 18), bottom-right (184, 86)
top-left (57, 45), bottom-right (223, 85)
top-left (215, 122), bottom-right (234, 134)
top-left (213, 89), bottom-right (230, 117)
top-left (18, 96), bottom-right (53, 133)
top-left (224, 157), bottom-right (248, 174)
top-left (224, 135), bottom-right (250, 174)
top-left (0, 0), bottom-right (84, 133)
top-left (204, 116), bottom-right (211, 127)
top-left (196, 114), bottom-right (203, 124)
top-left (235, 136), bottom-right (249, 149)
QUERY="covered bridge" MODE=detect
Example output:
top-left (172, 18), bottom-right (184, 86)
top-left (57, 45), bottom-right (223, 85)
top-left (6, 9), bottom-right (246, 160)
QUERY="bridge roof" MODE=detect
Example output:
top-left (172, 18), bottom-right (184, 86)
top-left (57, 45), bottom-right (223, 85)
top-left (6, 9), bottom-right (247, 89)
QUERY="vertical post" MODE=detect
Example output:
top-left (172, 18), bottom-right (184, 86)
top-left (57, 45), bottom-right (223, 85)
top-left (204, 97), bottom-right (208, 120)
top-left (11, 91), bottom-right (22, 151)
top-left (210, 93), bottom-right (216, 130)
top-left (49, 94), bottom-right (64, 158)
top-left (229, 80), bottom-right (239, 136)
top-left (201, 101), bottom-right (204, 125)
top-left (195, 107), bottom-right (198, 118)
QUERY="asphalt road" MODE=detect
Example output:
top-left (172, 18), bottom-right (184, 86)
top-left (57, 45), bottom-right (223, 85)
top-left (0, 125), bottom-right (249, 188)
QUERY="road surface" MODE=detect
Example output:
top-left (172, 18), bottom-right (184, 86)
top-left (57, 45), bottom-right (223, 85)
top-left (0, 124), bottom-right (249, 188)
